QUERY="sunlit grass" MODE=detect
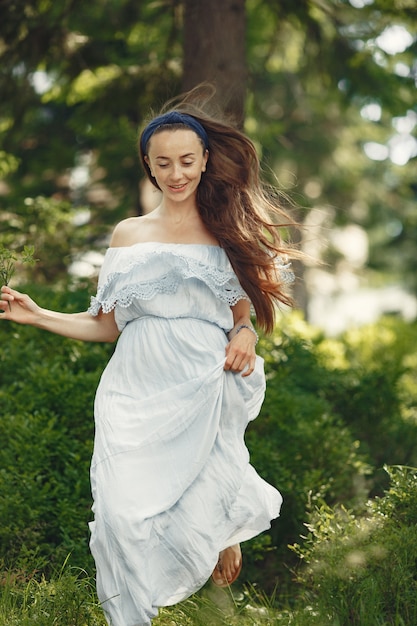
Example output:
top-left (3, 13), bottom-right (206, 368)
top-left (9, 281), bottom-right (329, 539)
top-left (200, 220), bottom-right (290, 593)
top-left (0, 561), bottom-right (104, 625)
top-left (0, 560), bottom-right (295, 626)
top-left (2, 563), bottom-right (415, 626)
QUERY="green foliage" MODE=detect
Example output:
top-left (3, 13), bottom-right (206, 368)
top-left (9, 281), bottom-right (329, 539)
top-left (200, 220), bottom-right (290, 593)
top-left (0, 245), bottom-right (37, 288)
top-left (245, 313), bottom-right (417, 589)
top-left (0, 560), bottom-right (105, 626)
top-left (319, 318), bottom-right (417, 493)
top-left (0, 408), bottom-right (93, 568)
top-left (247, 316), bottom-right (370, 587)
top-left (291, 466), bottom-right (417, 625)
top-left (0, 247), bottom-right (15, 286)
top-left (0, 0), bottom-right (181, 223)
top-left (1, 196), bottom-right (96, 284)
top-left (0, 285), bottom-right (113, 570)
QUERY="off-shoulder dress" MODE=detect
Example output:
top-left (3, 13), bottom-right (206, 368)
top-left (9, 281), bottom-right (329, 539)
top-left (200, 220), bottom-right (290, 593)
top-left (87, 242), bottom-right (286, 626)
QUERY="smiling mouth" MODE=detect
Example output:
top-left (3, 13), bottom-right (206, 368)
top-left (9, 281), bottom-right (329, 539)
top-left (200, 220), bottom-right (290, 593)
top-left (169, 184), bottom-right (187, 190)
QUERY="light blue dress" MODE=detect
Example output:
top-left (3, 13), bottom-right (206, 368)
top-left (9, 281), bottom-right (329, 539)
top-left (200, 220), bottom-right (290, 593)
top-left (88, 242), bottom-right (283, 626)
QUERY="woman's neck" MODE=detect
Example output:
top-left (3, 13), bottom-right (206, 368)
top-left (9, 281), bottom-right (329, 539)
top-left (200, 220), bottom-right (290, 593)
top-left (157, 200), bottom-right (199, 226)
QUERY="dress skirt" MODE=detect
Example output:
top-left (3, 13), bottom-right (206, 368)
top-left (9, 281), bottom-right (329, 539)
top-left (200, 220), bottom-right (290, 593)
top-left (87, 243), bottom-right (286, 626)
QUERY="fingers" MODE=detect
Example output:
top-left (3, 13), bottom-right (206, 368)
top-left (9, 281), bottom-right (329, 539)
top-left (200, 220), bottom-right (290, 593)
top-left (241, 361), bottom-right (256, 377)
top-left (224, 356), bottom-right (256, 376)
top-left (0, 286), bottom-right (14, 312)
top-left (1, 285), bottom-right (14, 298)
top-left (1, 285), bottom-right (25, 304)
top-left (224, 347), bottom-right (256, 376)
top-left (223, 326), bottom-right (258, 376)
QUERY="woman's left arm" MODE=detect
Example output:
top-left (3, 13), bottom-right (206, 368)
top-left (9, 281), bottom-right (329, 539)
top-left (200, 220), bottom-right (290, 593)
top-left (224, 299), bottom-right (258, 377)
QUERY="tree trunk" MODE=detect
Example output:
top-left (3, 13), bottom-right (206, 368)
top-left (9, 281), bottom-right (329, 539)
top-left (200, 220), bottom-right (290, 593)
top-left (182, 0), bottom-right (247, 126)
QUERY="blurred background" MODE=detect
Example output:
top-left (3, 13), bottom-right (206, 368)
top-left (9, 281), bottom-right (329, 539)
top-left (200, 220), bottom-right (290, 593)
top-left (0, 0), bottom-right (416, 331)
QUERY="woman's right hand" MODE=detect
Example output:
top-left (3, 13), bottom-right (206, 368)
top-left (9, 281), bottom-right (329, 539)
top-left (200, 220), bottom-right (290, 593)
top-left (1, 284), bottom-right (119, 342)
top-left (0, 285), bottom-right (41, 325)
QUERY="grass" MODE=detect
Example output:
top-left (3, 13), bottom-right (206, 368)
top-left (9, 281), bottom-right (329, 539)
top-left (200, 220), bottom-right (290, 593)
top-left (0, 558), bottom-right (297, 626)
top-left (0, 567), bottom-right (103, 626)
top-left (0, 565), bottom-right (363, 626)
top-left (2, 568), bottom-right (412, 626)
top-left (1, 547), bottom-right (416, 626)
top-left (0, 555), bottom-right (104, 626)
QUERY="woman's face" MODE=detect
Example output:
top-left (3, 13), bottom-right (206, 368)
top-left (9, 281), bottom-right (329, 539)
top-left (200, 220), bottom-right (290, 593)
top-left (145, 129), bottom-right (209, 204)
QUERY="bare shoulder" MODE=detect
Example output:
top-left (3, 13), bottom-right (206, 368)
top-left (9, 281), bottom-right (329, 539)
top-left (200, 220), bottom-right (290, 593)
top-left (109, 211), bottom-right (219, 247)
top-left (109, 216), bottom-right (149, 247)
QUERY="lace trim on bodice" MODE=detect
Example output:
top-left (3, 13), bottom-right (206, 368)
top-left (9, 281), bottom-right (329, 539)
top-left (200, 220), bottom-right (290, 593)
top-left (88, 245), bottom-right (250, 316)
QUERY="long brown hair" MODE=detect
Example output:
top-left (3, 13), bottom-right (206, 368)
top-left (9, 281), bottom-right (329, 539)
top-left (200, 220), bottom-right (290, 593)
top-left (139, 86), bottom-right (299, 334)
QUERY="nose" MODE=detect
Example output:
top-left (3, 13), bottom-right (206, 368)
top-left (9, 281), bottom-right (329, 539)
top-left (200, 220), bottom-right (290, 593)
top-left (170, 163), bottom-right (183, 180)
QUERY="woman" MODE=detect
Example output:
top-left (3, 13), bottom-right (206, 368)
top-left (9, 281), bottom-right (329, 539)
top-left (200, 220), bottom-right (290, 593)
top-left (0, 89), bottom-right (296, 626)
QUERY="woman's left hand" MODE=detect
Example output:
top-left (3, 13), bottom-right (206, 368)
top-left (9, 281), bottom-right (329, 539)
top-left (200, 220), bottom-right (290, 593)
top-left (224, 328), bottom-right (257, 377)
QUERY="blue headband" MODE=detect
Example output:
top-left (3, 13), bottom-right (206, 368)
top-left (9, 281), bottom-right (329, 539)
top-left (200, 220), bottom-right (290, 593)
top-left (140, 112), bottom-right (209, 153)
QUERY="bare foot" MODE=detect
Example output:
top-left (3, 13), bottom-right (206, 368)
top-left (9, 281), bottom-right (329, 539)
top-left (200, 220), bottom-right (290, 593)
top-left (212, 544), bottom-right (242, 587)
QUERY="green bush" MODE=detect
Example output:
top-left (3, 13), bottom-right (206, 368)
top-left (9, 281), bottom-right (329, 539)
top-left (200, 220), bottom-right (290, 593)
top-left (245, 314), bottom-right (417, 590)
top-left (291, 465), bottom-right (417, 625)
top-left (0, 284), bottom-right (113, 571)
top-left (319, 319), bottom-right (417, 494)
top-left (246, 317), bottom-right (370, 589)
top-left (0, 408), bottom-right (93, 568)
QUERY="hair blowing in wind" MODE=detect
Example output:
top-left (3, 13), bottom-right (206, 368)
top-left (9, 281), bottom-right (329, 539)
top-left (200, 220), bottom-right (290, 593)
top-left (139, 85), bottom-right (299, 333)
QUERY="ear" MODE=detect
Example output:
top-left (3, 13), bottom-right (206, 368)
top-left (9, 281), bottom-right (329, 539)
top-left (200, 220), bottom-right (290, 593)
top-left (202, 149), bottom-right (209, 172)
top-left (144, 155), bottom-right (155, 177)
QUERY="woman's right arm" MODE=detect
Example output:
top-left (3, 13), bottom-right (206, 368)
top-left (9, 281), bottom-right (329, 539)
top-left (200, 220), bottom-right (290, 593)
top-left (0, 285), bottom-right (120, 343)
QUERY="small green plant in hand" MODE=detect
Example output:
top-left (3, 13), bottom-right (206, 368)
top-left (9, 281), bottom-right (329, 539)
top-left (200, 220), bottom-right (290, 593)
top-left (0, 244), bottom-right (38, 310)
